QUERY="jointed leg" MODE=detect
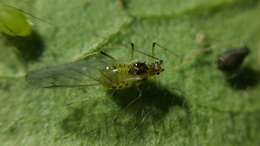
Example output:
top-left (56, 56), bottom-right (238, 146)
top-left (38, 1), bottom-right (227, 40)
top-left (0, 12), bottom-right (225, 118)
top-left (100, 51), bottom-right (116, 60)
top-left (130, 42), bottom-right (161, 61)
top-left (113, 84), bottom-right (143, 122)
top-left (152, 42), bottom-right (156, 57)
top-left (152, 42), bottom-right (181, 59)
top-left (130, 42), bottom-right (135, 60)
top-left (124, 84), bottom-right (143, 109)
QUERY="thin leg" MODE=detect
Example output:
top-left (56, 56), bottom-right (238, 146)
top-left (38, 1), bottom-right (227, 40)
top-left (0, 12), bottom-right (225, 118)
top-left (113, 84), bottom-right (142, 122)
top-left (84, 86), bottom-right (142, 135)
top-left (99, 43), bottom-right (135, 61)
top-left (130, 42), bottom-right (135, 60)
top-left (100, 51), bottom-right (116, 60)
top-left (153, 42), bottom-right (181, 59)
top-left (152, 42), bottom-right (156, 57)
top-left (124, 86), bottom-right (142, 109)
top-left (131, 43), bottom-right (161, 61)
top-left (140, 109), bottom-right (149, 123)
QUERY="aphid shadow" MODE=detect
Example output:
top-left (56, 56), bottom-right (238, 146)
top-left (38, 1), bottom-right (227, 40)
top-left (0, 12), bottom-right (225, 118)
top-left (60, 105), bottom-right (116, 139)
top-left (110, 80), bottom-right (188, 123)
top-left (227, 67), bottom-right (260, 90)
top-left (60, 107), bottom-right (85, 134)
top-left (59, 81), bottom-right (189, 139)
top-left (4, 30), bottom-right (45, 62)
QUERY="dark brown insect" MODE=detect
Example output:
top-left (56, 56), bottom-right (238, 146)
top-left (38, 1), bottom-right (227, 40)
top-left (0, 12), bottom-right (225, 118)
top-left (217, 46), bottom-right (250, 73)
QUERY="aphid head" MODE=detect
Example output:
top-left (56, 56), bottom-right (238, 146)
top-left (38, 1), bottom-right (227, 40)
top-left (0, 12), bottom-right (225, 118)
top-left (149, 60), bottom-right (164, 75)
top-left (128, 62), bottom-right (149, 75)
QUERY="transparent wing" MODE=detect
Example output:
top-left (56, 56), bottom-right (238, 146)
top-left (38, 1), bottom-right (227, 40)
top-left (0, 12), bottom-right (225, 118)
top-left (26, 52), bottom-right (116, 88)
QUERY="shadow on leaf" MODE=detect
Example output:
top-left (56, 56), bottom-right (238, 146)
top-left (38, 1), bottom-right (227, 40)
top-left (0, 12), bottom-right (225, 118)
top-left (59, 81), bottom-right (189, 139)
top-left (60, 108), bottom-right (85, 134)
top-left (4, 30), bottom-right (45, 62)
top-left (227, 67), bottom-right (260, 90)
top-left (110, 80), bottom-right (188, 123)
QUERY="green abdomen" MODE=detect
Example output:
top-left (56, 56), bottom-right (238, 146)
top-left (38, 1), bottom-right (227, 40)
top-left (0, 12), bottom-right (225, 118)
top-left (100, 64), bottom-right (135, 89)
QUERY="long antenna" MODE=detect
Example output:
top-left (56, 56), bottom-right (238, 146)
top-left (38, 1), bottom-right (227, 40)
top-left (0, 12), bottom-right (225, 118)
top-left (130, 42), bottom-right (162, 61)
top-left (152, 42), bottom-right (181, 59)
top-left (100, 51), bottom-right (116, 60)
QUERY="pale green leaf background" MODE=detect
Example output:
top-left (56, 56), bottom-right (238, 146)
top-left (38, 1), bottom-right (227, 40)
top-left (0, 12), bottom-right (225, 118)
top-left (0, 0), bottom-right (260, 146)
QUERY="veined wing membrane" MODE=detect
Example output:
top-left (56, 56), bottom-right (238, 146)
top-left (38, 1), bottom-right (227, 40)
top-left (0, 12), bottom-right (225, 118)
top-left (26, 52), bottom-right (116, 88)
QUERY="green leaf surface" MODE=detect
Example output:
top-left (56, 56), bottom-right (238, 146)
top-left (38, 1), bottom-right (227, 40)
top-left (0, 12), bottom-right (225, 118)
top-left (0, 0), bottom-right (260, 146)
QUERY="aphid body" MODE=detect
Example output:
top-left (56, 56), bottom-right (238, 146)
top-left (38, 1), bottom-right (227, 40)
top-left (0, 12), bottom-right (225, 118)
top-left (217, 47), bottom-right (250, 73)
top-left (26, 50), bottom-right (164, 90)
top-left (100, 60), bottom-right (164, 89)
top-left (0, 3), bottom-right (32, 36)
